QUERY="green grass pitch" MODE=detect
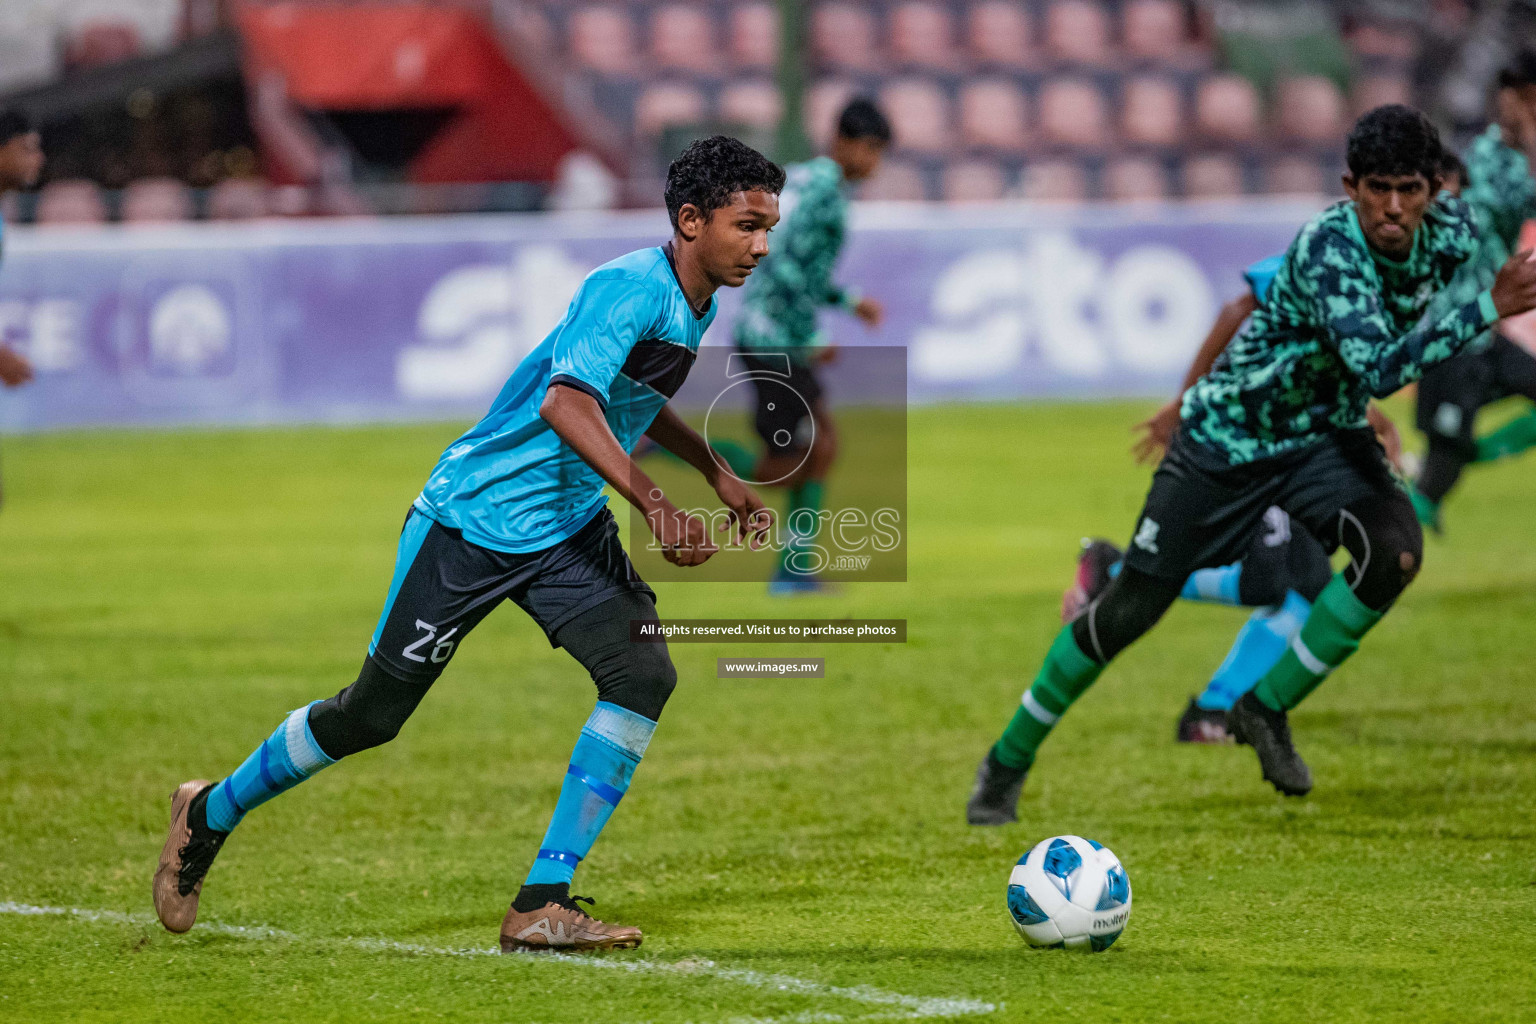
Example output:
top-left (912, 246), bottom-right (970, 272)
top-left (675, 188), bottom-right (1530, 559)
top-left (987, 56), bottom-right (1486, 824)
top-left (2, 401), bottom-right (1534, 1022)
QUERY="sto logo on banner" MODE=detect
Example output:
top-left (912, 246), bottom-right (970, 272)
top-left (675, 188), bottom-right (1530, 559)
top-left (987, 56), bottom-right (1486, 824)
top-left (396, 246), bottom-right (588, 401)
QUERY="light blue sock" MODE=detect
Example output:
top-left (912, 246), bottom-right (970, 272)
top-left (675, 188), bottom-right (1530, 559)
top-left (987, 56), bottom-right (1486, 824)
top-left (1109, 559), bottom-right (1244, 606)
top-left (1195, 590), bottom-right (1312, 711)
top-left (524, 701), bottom-right (656, 886)
top-left (204, 701), bottom-right (337, 832)
top-left (1180, 562), bottom-right (1244, 606)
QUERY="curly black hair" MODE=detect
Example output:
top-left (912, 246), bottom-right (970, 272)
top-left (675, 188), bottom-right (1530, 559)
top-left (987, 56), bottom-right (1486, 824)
top-left (0, 109), bottom-right (32, 147)
top-left (1497, 50), bottom-right (1536, 90)
top-left (1440, 147), bottom-right (1468, 187)
top-left (837, 97), bottom-right (892, 144)
top-left (664, 135), bottom-right (785, 231)
top-left (1346, 104), bottom-right (1444, 183)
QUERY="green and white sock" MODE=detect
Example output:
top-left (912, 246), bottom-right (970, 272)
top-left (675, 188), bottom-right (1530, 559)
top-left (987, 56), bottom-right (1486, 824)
top-left (780, 479), bottom-right (824, 575)
top-left (994, 626), bottom-right (1103, 769)
top-left (1475, 410), bottom-right (1536, 462)
top-left (1253, 574), bottom-right (1382, 712)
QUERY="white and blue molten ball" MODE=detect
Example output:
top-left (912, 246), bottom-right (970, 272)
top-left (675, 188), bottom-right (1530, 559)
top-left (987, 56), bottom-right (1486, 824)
top-left (1007, 835), bottom-right (1131, 952)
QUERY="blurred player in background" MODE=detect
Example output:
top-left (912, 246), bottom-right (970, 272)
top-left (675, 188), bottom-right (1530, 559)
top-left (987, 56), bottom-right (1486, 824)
top-left (1068, 254), bottom-right (1406, 749)
top-left (969, 106), bottom-right (1536, 824)
top-left (732, 98), bottom-right (890, 594)
top-left (0, 110), bottom-right (44, 510)
top-left (1410, 58), bottom-right (1536, 532)
top-left (154, 137), bottom-right (783, 952)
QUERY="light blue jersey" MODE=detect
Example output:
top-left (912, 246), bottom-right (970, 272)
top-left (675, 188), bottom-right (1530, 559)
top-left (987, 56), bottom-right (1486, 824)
top-left (1242, 254), bottom-right (1283, 304)
top-left (413, 244), bottom-right (715, 553)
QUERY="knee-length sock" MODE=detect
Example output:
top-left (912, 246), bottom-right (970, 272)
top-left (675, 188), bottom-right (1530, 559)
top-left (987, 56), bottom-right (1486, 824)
top-left (994, 626), bottom-right (1103, 769)
top-left (203, 702), bottom-right (337, 833)
top-left (1195, 590), bottom-right (1311, 711)
top-left (521, 702), bottom-right (656, 889)
top-left (1253, 576), bottom-right (1382, 712)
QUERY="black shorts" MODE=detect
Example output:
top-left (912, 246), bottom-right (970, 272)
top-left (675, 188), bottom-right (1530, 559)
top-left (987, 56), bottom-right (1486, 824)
top-left (1123, 427), bottom-right (1400, 583)
top-left (1416, 334), bottom-right (1536, 446)
top-left (736, 350), bottom-right (825, 455)
top-left (1234, 506), bottom-right (1334, 605)
top-left (367, 506), bottom-right (653, 682)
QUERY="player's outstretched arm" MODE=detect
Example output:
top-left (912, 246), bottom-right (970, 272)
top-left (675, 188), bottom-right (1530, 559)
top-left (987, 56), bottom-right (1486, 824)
top-left (1314, 239), bottom-right (1536, 397)
top-left (541, 384), bottom-right (716, 566)
top-left (1132, 292), bottom-right (1256, 463)
top-left (644, 405), bottom-right (772, 549)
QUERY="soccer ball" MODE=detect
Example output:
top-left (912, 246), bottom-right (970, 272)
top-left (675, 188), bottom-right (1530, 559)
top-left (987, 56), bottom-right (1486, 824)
top-left (1006, 835), bottom-right (1131, 952)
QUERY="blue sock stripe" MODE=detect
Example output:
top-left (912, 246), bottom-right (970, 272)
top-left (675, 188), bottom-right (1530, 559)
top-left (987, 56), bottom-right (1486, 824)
top-left (256, 742), bottom-right (278, 791)
top-left (585, 701), bottom-right (657, 759)
top-left (566, 764), bottom-right (626, 806)
top-left (536, 848), bottom-right (583, 868)
top-left (220, 777), bottom-right (245, 816)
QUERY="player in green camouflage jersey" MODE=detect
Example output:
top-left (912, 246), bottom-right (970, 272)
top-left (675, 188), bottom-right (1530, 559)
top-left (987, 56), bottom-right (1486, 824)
top-left (731, 98), bottom-right (889, 593)
top-left (1411, 56), bottom-right (1536, 531)
top-left (967, 106), bottom-right (1536, 824)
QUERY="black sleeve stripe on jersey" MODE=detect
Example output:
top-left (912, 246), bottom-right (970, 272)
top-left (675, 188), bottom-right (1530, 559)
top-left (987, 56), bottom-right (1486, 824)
top-left (549, 374), bottom-right (609, 410)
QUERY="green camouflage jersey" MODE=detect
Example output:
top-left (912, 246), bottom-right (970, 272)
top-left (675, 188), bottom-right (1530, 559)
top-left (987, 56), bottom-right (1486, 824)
top-left (1183, 196), bottom-right (1498, 464)
top-left (734, 156), bottom-right (860, 362)
top-left (1438, 125), bottom-right (1536, 352)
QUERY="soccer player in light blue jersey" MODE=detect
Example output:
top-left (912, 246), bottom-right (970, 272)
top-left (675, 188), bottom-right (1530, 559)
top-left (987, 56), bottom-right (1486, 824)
top-left (0, 110), bottom-right (44, 509)
top-left (155, 137), bottom-right (785, 951)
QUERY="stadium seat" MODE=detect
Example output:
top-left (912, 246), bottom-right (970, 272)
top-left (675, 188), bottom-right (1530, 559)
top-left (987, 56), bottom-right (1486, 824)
top-left (650, 4), bottom-right (718, 75)
top-left (634, 82), bottom-right (708, 135)
top-left (1043, 0), bottom-right (1113, 67)
top-left (879, 78), bottom-right (952, 154)
top-left (121, 178), bottom-right (193, 223)
top-left (35, 179), bottom-right (109, 225)
top-left (1194, 74), bottom-right (1262, 144)
top-left (727, 3), bottom-right (778, 70)
top-left (1038, 78), bottom-right (1111, 150)
top-left (965, 0), bottom-right (1036, 71)
top-left (1105, 156), bottom-right (1171, 201)
top-left (861, 159), bottom-right (929, 200)
top-left (1277, 76), bottom-right (1346, 145)
top-left (568, 5), bottom-right (638, 74)
top-left (958, 79), bottom-right (1030, 153)
top-left (812, 3), bottom-right (882, 73)
top-left (1120, 76), bottom-right (1185, 148)
top-left (504, 3), bottom-right (556, 55)
top-left (1122, 0), bottom-right (1201, 68)
top-left (890, 1), bottom-right (958, 71)
top-left (180, 0), bottom-right (232, 42)
top-left (1183, 153), bottom-right (1245, 199)
top-left (805, 79), bottom-right (861, 148)
top-left (941, 159), bottom-right (1010, 202)
top-left (206, 178), bottom-right (270, 221)
top-left (720, 79), bottom-right (783, 129)
top-left (1020, 158), bottom-right (1089, 202)
top-left (1266, 155), bottom-right (1329, 196)
top-left (64, 21), bottom-right (142, 70)
top-left (1346, 22), bottom-right (1420, 64)
top-left (1351, 74), bottom-right (1413, 117)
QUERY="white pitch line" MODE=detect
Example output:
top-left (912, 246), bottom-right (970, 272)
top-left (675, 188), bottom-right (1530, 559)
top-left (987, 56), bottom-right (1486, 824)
top-left (1, 902), bottom-right (995, 1022)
